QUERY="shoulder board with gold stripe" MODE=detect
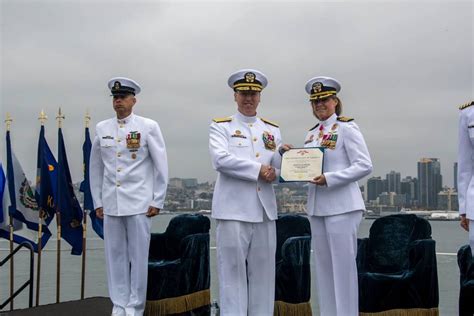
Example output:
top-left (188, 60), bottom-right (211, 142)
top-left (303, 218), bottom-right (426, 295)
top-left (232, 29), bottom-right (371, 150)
top-left (260, 118), bottom-right (279, 127)
top-left (459, 101), bottom-right (474, 110)
top-left (212, 117), bottom-right (232, 123)
top-left (309, 123), bottom-right (320, 131)
top-left (337, 116), bottom-right (354, 122)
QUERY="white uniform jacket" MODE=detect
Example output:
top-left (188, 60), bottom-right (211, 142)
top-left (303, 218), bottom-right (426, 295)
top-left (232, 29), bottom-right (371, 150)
top-left (458, 102), bottom-right (474, 219)
top-left (304, 113), bottom-right (372, 217)
top-left (90, 113), bottom-right (168, 216)
top-left (209, 112), bottom-right (282, 222)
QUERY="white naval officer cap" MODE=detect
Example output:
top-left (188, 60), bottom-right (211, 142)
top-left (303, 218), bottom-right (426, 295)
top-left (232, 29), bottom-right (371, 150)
top-left (228, 69), bottom-right (268, 92)
top-left (305, 76), bottom-right (341, 101)
top-left (108, 77), bottom-right (141, 96)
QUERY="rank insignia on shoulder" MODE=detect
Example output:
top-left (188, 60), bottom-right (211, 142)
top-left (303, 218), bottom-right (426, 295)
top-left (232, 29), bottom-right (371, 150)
top-left (213, 117), bottom-right (232, 123)
top-left (459, 101), bottom-right (474, 110)
top-left (309, 123), bottom-right (320, 131)
top-left (260, 118), bottom-right (279, 128)
top-left (337, 116), bottom-right (354, 122)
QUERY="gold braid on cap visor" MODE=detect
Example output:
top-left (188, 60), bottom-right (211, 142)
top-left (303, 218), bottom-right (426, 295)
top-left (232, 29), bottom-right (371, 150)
top-left (309, 90), bottom-right (337, 100)
top-left (233, 83), bottom-right (263, 91)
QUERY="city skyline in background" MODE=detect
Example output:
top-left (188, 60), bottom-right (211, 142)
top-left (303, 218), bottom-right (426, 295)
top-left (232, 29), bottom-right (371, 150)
top-left (1, 1), bottom-right (471, 187)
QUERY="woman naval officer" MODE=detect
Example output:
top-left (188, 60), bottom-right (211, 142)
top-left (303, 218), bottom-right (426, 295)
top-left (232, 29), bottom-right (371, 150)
top-left (281, 76), bottom-right (372, 315)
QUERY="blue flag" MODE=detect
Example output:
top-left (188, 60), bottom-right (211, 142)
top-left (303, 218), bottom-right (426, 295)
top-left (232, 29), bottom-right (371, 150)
top-left (2, 129), bottom-right (52, 252)
top-left (36, 125), bottom-right (58, 225)
top-left (80, 127), bottom-right (103, 239)
top-left (57, 127), bottom-right (83, 255)
top-left (0, 163), bottom-right (5, 224)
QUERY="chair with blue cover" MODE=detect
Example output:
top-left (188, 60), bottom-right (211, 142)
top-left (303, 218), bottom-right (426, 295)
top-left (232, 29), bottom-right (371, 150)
top-left (274, 214), bottom-right (312, 316)
top-left (145, 213), bottom-right (211, 316)
top-left (357, 214), bottom-right (439, 316)
top-left (458, 244), bottom-right (474, 316)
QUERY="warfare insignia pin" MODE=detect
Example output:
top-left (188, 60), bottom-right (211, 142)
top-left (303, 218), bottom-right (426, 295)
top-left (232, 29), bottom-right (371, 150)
top-left (262, 131), bottom-right (276, 151)
top-left (126, 131), bottom-right (141, 149)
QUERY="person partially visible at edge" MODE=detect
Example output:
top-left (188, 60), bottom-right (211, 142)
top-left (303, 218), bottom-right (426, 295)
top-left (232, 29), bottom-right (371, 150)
top-left (90, 77), bottom-right (168, 316)
top-left (280, 76), bottom-right (372, 316)
top-left (458, 100), bottom-right (474, 254)
top-left (209, 69), bottom-right (282, 315)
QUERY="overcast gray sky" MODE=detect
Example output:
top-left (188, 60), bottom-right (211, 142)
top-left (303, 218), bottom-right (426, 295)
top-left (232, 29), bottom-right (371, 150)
top-left (1, 0), bottom-right (472, 187)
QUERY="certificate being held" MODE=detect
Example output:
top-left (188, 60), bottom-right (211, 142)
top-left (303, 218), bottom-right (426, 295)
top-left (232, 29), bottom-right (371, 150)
top-left (280, 147), bottom-right (325, 182)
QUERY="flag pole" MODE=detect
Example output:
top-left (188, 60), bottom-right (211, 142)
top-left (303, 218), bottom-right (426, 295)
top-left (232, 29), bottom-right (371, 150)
top-left (5, 113), bottom-right (14, 310)
top-left (81, 110), bottom-right (91, 300)
top-left (36, 110), bottom-right (47, 307)
top-left (55, 108), bottom-right (65, 304)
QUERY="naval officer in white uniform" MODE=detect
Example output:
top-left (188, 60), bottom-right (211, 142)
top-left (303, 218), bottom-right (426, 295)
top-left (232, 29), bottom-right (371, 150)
top-left (458, 101), bottom-right (474, 254)
top-left (90, 77), bottom-right (168, 316)
top-left (281, 76), bottom-right (372, 315)
top-left (209, 69), bottom-right (282, 315)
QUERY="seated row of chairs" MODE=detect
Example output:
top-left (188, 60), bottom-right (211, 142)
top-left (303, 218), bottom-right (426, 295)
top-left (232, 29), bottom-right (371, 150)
top-left (144, 213), bottom-right (474, 316)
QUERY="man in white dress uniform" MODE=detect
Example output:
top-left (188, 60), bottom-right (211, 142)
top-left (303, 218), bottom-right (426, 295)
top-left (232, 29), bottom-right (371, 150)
top-left (209, 69), bottom-right (282, 315)
top-left (90, 77), bottom-right (168, 316)
top-left (458, 100), bottom-right (474, 254)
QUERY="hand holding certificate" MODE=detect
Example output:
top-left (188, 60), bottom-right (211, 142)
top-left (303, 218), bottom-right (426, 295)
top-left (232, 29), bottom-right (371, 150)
top-left (280, 147), bottom-right (325, 182)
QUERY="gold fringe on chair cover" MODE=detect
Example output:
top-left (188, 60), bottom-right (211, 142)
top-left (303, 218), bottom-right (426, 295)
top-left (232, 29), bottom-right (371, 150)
top-left (144, 289), bottom-right (210, 315)
top-left (360, 307), bottom-right (439, 316)
top-left (273, 300), bottom-right (312, 316)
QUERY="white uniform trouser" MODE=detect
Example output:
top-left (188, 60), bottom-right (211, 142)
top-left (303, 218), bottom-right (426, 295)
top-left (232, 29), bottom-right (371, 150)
top-left (470, 220), bottom-right (474, 256)
top-left (310, 210), bottom-right (363, 316)
top-left (216, 219), bottom-right (276, 316)
top-left (104, 214), bottom-right (152, 316)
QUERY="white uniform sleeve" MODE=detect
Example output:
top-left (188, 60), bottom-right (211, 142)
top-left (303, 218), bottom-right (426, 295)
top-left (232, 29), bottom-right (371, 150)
top-left (90, 135), bottom-right (104, 209)
top-left (147, 122), bottom-right (169, 209)
top-left (458, 110), bottom-right (472, 215)
top-left (324, 122), bottom-right (373, 187)
top-left (271, 128), bottom-right (282, 181)
top-left (209, 122), bottom-right (261, 182)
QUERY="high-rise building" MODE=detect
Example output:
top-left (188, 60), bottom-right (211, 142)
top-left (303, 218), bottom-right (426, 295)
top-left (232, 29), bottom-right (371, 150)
top-left (454, 162), bottom-right (458, 191)
top-left (386, 170), bottom-right (401, 193)
top-left (401, 176), bottom-right (418, 206)
top-left (418, 158), bottom-right (443, 209)
top-left (367, 177), bottom-right (384, 202)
